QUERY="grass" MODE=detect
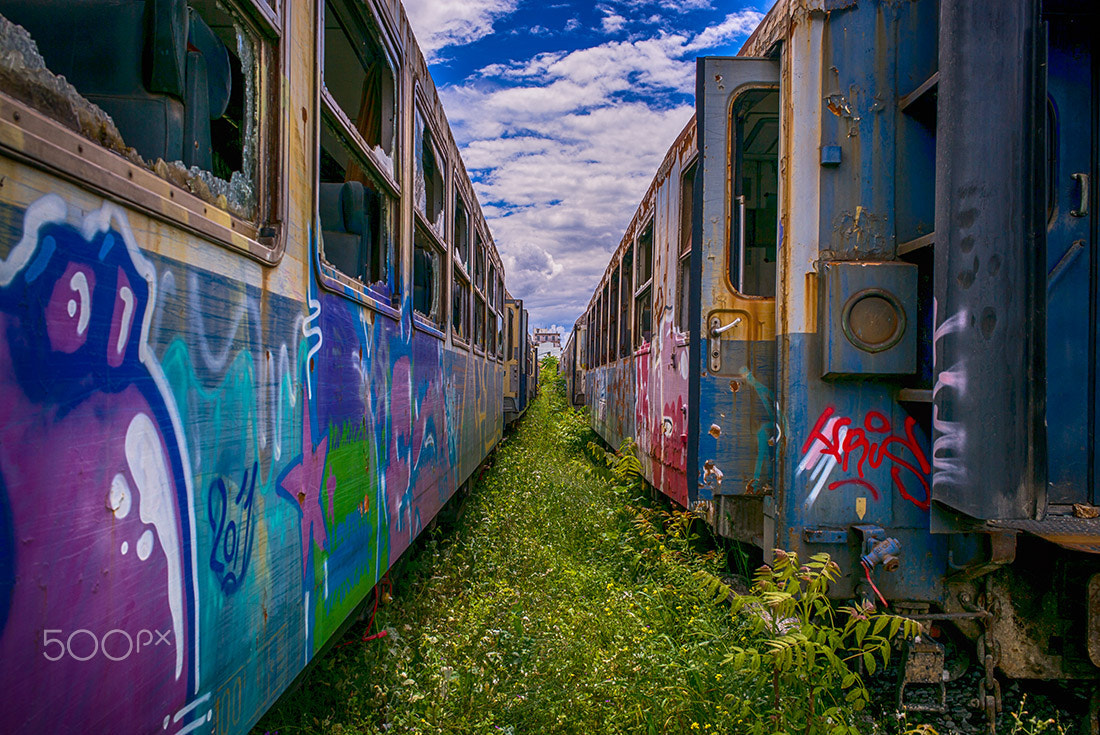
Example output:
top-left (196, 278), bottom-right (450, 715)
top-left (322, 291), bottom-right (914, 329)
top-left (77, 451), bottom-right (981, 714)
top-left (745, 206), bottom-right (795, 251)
top-left (255, 364), bottom-right (768, 734)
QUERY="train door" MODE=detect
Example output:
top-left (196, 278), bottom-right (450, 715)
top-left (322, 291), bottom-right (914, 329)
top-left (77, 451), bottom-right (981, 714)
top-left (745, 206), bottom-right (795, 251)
top-left (1045, 6), bottom-right (1096, 507)
top-left (693, 57), bottom-right (780, 502)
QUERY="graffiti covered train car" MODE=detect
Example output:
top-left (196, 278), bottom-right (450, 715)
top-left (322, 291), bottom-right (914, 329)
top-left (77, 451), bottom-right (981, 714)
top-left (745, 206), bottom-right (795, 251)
top-left (562, 0), bottom-right (1100, 710)
top-left (0, 0), bottom-right (516, 732)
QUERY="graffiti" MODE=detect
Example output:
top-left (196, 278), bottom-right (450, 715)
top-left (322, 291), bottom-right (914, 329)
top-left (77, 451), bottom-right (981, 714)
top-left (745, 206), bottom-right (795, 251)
top-left (208, 462), bottom-right (258, 593)
top-left (798, 406), bottom-right (931, 511)
top-left (278, 395), bottom-right (336, 580)
top-left (932, 298), bottom-right (968, 486)
top-left (0, 195), bottom-right (203, 730)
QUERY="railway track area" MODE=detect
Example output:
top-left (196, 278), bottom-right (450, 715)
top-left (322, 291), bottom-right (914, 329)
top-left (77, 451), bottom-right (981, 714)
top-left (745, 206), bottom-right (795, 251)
top-left (254, 367), bottom-right (1085, 735)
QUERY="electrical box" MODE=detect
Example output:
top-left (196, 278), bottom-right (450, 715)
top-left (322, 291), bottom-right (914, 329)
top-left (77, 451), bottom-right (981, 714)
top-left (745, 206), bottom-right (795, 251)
top-left (821, 261), bottom-right (917, 378)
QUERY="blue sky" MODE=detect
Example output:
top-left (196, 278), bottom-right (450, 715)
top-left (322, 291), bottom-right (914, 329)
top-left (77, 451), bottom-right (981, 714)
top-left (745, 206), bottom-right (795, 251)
top-left (403, 0), bottom-right (774, 335)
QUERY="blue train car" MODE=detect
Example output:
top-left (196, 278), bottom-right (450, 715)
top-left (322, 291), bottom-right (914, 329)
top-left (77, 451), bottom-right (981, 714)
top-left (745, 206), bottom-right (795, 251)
top-left (563, 0), bottom-right (1100, 712)
top-left (0, 0), bottom-right (509, 732)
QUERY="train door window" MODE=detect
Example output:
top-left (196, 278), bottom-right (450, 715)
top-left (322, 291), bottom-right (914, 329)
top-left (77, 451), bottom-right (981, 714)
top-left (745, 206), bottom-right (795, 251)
top-left (413, 226), bottom-right (443, 327)
top-left (320, 0), bottom-right (399, 301)
top-left (453, 272), bottom-right (470, 343)
top-left (729, 89), bottom-right (778, 297)
top-left (677, 160), bottom-right (697, 332)
top-left (506, 308), bottom-right (514, 360)
top-left (635, 220), bottom-right (654, 346)
top-left (620, 246), bottom-right (633, 357)
top-left (609, 266), bottom-right (621, 362)
top-left (414, 105), bottom-right (445, 236)
top-left (454, 194), bottom-right (470, 271)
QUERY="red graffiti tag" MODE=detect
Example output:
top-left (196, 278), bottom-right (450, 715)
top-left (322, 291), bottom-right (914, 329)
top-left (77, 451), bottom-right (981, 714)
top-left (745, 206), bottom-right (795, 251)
top-left (800, 407), bottom-right (932, 510)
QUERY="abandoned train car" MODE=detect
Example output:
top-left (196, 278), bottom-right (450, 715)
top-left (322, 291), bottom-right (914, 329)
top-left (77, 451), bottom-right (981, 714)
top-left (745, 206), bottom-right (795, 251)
top-left (561, 0), bottom-right (1100, 711)
top-left (0, 0), bottom-right (515, 732)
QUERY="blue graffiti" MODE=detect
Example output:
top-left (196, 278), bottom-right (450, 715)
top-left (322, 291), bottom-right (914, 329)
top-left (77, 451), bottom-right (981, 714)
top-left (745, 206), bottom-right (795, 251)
top-left (208, 461), bottom-right (258, 593)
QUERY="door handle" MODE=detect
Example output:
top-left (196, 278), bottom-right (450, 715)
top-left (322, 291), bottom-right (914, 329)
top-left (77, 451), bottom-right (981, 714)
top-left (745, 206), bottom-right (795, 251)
top-left (709, 316), bottom-right (742, 338)
top-left (1071, 173), bottom-right (1089, 217)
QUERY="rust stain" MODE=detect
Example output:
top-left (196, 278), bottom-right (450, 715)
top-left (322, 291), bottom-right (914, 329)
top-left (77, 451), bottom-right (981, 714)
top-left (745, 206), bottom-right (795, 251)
top-left (708, 423), bottom-right (722, 439)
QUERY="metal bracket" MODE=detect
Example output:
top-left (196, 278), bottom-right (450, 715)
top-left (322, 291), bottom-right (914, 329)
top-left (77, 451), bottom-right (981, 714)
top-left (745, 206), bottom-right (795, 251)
top-left (897, 637), bottom-right (947, 713)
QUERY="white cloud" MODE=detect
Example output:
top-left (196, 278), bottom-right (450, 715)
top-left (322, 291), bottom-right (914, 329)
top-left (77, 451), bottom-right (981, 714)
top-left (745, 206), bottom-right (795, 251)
top-left (402, 0), bottom-right (519, 60)
top-left (601, 12), bottom-right (627, 33)
top-left (432, 6), bottom-right (763, 329)
top-left (685, 10), bottom-right (763, 51)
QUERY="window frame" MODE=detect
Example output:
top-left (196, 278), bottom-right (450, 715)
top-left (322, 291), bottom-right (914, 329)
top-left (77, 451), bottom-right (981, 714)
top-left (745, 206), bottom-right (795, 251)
top-left (314, 0), bottom-right (403, 318)
top-left (677, 158), bottom-right (698, 334)
top-left (634, 218), bottom-right (655, 348)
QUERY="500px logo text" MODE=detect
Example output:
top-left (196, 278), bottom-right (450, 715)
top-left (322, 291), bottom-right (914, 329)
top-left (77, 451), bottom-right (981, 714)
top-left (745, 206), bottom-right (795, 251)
top-left (42, 628), bottom-right (173, 661)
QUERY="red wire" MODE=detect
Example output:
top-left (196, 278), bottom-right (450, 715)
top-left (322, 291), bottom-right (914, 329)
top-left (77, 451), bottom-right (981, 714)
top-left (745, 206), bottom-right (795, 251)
top-left (339, 574), bottom-right (392, 648)
top-left (862, 562), bottom-right (889, 609)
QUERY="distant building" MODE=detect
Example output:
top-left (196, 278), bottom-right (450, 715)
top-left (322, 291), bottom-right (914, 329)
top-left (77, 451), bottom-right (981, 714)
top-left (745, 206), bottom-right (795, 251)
top-left (533, 329), bottom-right (561, 347)
top-left (533, 329), bottom-right (562, 358)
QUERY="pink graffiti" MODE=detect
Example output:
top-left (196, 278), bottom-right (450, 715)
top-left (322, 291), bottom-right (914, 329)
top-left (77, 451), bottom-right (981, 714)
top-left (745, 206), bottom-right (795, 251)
top-left (799, 406), bottom-right (931, 510)
top-left (280, 393), bottom-right (336, 577)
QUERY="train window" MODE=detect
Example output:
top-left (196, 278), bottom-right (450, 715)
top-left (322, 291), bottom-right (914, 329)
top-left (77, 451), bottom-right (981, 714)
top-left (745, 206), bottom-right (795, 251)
top-left (319, 124), bottom-right (395, 293)
top-left (320, 0), bottom-right (399, 301)
top-left (454, 194), bottom-right (470, 270)
top-left (475, 237), bottom-right (486, 290)
top-left (601, 282), bottom-right (611, 363)
top-left (730, 89), bottom-right (778, 297)
top-left (475, 293), bottom-right (486, 351)
top-left (323, 0), bottom-right (395, 160)
top-left (609, 266), bottom-right (621, 362)
top-left (413, 226), bottom-right (443, 328)
top-left (0, 0), bottom-right (279, 238)
top-left (635, 220), bottom-right (654, 346)
top-left (677, 160), bottom-right (697, 332)
top-left (414, 105), bottom-right (445, 236)
top-left (506, 308), bottom-right (514, 360)
top-left (496, 274), bottom-right (505, 357)
top-left (453, 271), bottom-right (470, 342)
top-left (619, 247), bottom-right (633, 357)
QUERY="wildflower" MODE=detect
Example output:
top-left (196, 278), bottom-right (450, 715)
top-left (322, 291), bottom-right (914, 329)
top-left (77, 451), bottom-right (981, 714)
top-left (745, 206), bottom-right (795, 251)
top-left (691, 723), bottom-right (700, 730)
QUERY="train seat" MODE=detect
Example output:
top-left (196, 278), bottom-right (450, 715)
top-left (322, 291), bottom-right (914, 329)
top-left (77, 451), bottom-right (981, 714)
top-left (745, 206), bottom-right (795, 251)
top-left (319, 181), bottom-right (367, 281)
top-left (0, 0), bottom-right (231, 172)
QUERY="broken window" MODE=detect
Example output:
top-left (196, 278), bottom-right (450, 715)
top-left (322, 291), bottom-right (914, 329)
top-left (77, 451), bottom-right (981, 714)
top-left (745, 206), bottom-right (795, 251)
top-left (414, 105), bottom-right (445, 236)
top-left (730, 89), bottom-right (778, 297)
top-left (677, 160), bottom-right (697, 332)
top-left (454, 194), bottom-right (469, 270)
top-left (452, 271), bottom-right (470, 342)
top-left (495, 273), bottom-right (505, 357)
top-left (619, 247), bottom-right (633, 357)
top-left (635, 220), bottom-right (654, 346)
top-left (413, 226), bottom-right (443, 328)
top-left (609, 265), bottom-right (620, 362)
top-left (474, 236), bottom-right (486, 291)
top-left (319, 0), bottom-right (398, 302)
top-left (0, 0), bottom-right (275, 222)
top-left (475, 293), bottom-right (486, 351)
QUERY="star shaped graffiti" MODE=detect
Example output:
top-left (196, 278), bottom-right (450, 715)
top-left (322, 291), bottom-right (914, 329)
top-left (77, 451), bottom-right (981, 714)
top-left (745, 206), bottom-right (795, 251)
top-left (278, 397), bottom-right (336, 579)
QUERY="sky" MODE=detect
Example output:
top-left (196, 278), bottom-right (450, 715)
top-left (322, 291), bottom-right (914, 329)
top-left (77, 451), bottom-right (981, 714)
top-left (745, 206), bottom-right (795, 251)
top-left (402, 0), bottom-right (775, 337)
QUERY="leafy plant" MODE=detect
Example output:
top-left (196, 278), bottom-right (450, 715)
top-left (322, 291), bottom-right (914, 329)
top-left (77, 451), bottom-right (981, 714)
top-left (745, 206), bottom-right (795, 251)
top-left (696, 550), bottom-right (921, 735)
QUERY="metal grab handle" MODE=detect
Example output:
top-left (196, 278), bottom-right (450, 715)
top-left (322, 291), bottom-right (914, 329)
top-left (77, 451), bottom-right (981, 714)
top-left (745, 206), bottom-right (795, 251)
top-left (1071, 173), bottom-right (1089, 217)
top-left (736, 195), bottom-right (746, 290)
